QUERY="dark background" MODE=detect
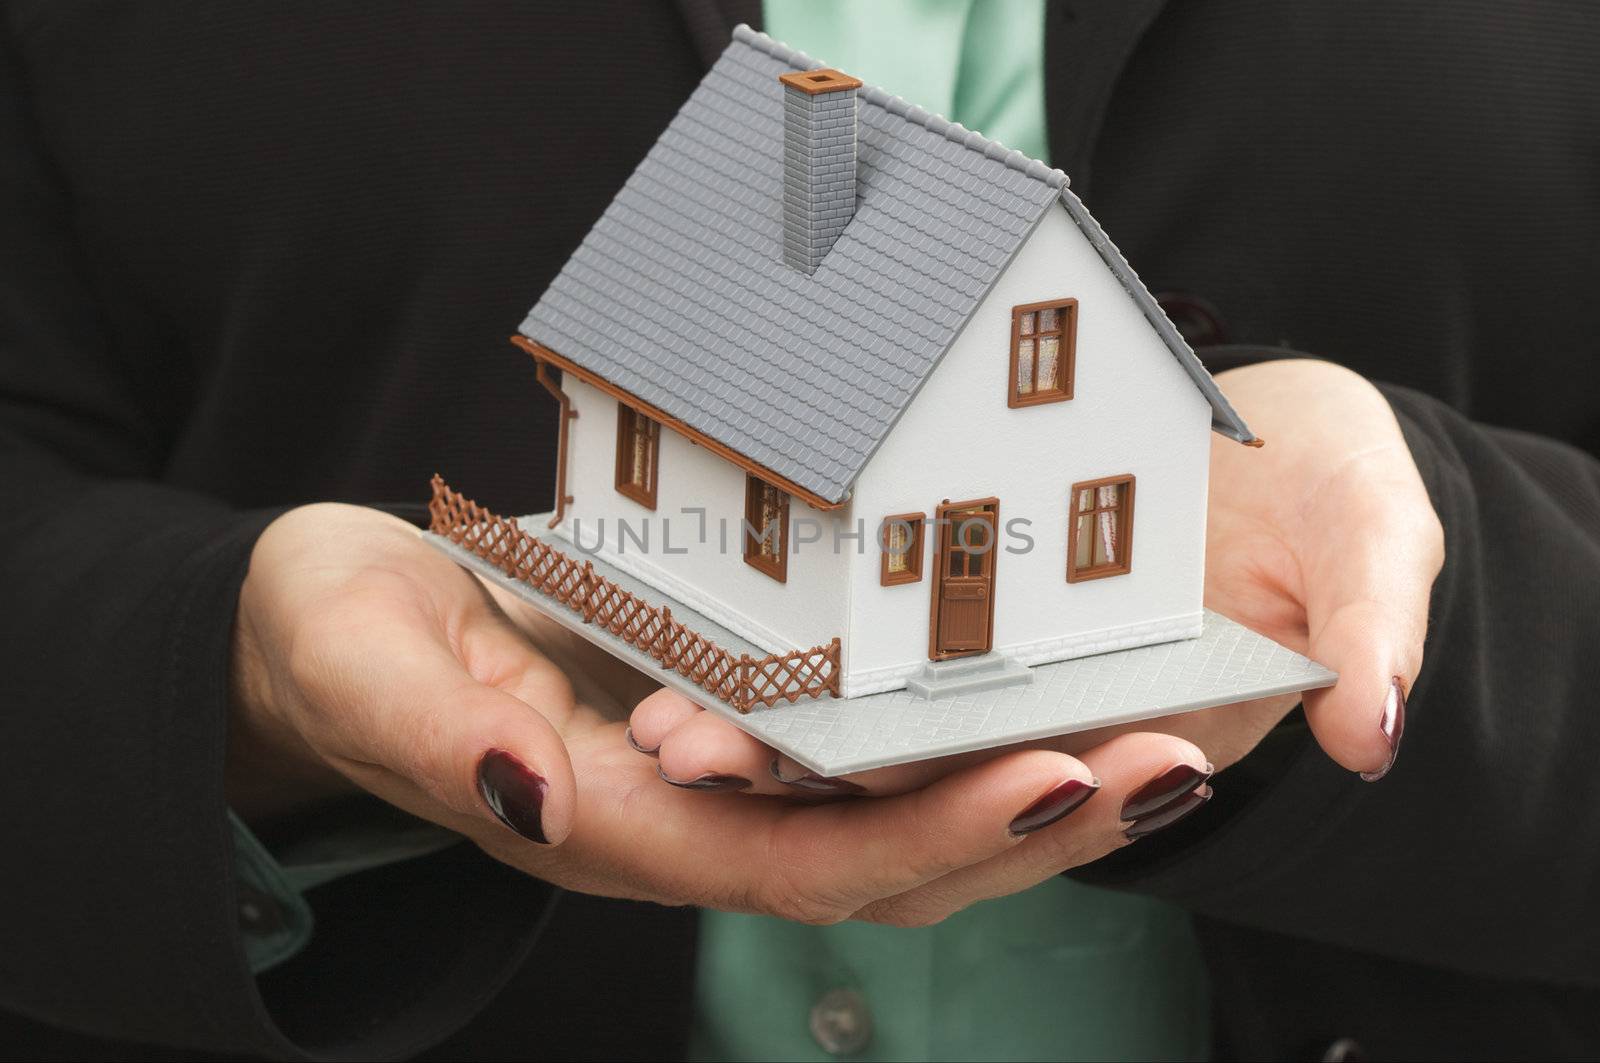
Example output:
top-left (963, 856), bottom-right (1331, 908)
top-left (2, 1), bottom-right (1598, 1059)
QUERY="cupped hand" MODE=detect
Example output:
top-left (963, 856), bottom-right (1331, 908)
top-left (1181, 358), bottom-right (1442, 776)
top-left (632, 358), bottom-right (1443, 794)
top-left (228, 503), bottom-right (1209, 928)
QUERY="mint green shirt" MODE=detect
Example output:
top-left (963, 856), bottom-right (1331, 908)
top-left (233, 5), bottom-right (1210, 1059)
top-left (765, 0), bottom-right (1049, 164)
top-left (689, 4), bottom-right (1210, 1058)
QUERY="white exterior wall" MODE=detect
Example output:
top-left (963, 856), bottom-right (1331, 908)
top-left (548, 376), bottom-right (850, 656)
top-left (545, 204), bottom-right (1215, 698)
top-left (842, 204), bottom-right (1213, 694)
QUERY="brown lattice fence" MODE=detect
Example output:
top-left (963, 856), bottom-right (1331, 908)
top-left (427, 476), bottom-right (841, 712)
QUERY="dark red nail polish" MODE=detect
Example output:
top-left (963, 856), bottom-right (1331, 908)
top-left (1125, 785), bottom-right (1211, 839)
top-left (1360, 677), bottom-right (1407, 782)
top-left (1009, 778), bottom-right (1099, 835)
top-left (769, 758), bottom-right (866, 795)
top-left (625, 727), bottom-right (660, 757)
top-left (476, 749), bottom-right (550, 843)
top-left (657, 766), bottom-right (751, 792)
top-left (1121, 763), bottom-right (1214, 821)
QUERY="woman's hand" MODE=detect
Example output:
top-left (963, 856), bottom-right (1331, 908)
top-left (228, 503), bottom-right (1210, 927)
top-left (631, 358), bottom-right (1443, 792)
top-left (1179, 358), bottom-right (1443, 776)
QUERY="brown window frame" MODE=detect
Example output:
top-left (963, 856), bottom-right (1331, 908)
top-left (1066, 474), bottom-right (1135, 583)
top-left (743, 474), bottom-right (790, 583)
top-left (1008, 297), bottom-right (1078, 407)
top-left (614, 403), bottom-right (660, 509)
top-left (878, 512), bottom-right (926, 586)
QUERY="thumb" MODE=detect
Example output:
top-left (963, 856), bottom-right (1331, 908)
top-left (1301, 602), bottom-right (1413, 780)
top-left (1297, 475), bottom-right (1441, 780)
top-left (314, 618), bottom-right (579, 846)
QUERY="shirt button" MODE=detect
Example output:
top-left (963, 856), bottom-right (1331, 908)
top-left (236, 884), bottom-right (286, 935)
top-left (809, 988), bottom-right (873, 1056)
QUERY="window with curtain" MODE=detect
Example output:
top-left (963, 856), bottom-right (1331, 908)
top-left (1010, 297), bottom-right (1077, 406)
top-left (614, 403), bottom-right (660, 509)
top-left (879, 512), bottom-right (925, 585)
top-left (743, 475), bottom-right (789, 582)
top-left (1067, 475), bottom-right (1134, 582)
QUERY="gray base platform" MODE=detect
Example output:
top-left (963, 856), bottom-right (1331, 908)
top-left (429, 527), bottom-right (1336, 776)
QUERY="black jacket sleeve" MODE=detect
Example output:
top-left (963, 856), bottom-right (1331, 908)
top-left (1074, 376), bottom-right (1600, 988)
top-left (0, 30), bottom-right (552, 1059)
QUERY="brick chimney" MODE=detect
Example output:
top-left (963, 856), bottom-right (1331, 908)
top-left (778, 68), bottom-right (863, 275)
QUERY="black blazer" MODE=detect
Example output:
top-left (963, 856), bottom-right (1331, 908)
top-left (2, 2), bottom-right (1597, 1059)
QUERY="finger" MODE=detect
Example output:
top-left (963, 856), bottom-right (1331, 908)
top-left (653, 710), bottom-right (877, 797)
top-left (652, 705), bottom-right (1108, 800)
top-left (758, 748), bottom-right (1098, 921)
top-left (649, 701), bottom-right (1021, 798)
top-left (295, 610), bottom-right (579, 845)
top-left (769, 750), bottom-right (974, 798)
top-left (626, 686), bottom-right (703, 757)
top-left (1296, 443), bottom-right (1442, 778)
top-left (858, 732), bottom-right (1211, 927)
top-left (1301, 605), bottom-right (1416, 779)
top-left (655, 709), bottom-right (789, 794)
top-left (771, 740), bottom-right (1102, 799)
top-left (487, 731), bottom-right (1097, 922)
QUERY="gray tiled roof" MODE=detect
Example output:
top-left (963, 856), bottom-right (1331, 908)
top-left (520, 26), bottom-right (1255, 505)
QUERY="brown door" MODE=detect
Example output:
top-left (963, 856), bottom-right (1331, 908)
top-left (929, 497), bottom-right (999, 660)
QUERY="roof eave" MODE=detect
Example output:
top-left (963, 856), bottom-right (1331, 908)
top-left (514, 337), bottom-right (851, 511)
top-left (1055, 189), bottom-right (1259, 446)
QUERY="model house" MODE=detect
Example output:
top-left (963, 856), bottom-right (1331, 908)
top-left (427, 26), bottom-right (1333, 771)
top-left (500, 25), bottom-right (1258, 703)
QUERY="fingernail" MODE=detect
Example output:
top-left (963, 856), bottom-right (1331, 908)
top-left (1125, 785), bottom-right (1212, 839)
top-left (657, 766), bottom-right (751, 792)
top-left (624, 727), bottom-right (660, 757)
top-left (769, 758), bottom-right (866, 795)
top-left (1121, 762), bottom-right (1214, 821)
top-left (1009, 777), bottom-right (1100, 835)
top-left (476, 749), bottom-right (550, 844)
top-left (1359, 676), bottom-right (1408, 782)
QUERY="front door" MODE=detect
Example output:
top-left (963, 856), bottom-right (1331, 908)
top-left (929, 498), bottom-right (998, 659)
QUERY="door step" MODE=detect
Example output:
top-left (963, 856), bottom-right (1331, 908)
top-left (904, 653), bottom-right (1033, 699)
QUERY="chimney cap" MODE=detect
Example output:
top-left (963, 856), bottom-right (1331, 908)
top-left (778, 68), bottom-right (862, 96)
